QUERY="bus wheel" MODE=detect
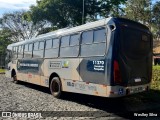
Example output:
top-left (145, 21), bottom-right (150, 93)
top-left (50, 77), bottom-right (62, 98)
top-left (13, 75), bottom-right (18, 84)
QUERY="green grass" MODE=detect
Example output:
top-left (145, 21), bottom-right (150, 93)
top-left (151, 65), bottom-right (160, 90)
top-left (153, 65), bottom-right (160, 70)
top-left (0, 69), bottom-right (5, 73)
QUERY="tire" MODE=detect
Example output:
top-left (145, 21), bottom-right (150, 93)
top-left (13, 75), bottom-right (18, 84)
top-left (50, 77), bottom-right (62, 98)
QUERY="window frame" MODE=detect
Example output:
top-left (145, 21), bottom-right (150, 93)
top-left (59, 33), bottom-right (80, 58)
top-left (60, 35), bottom-right (70, 47)
top-left (93, 28), bottom-right (106, 43)
top-left (80, 27), bottom-right (107, 57)
top-left (39, 41), bottom-right (45, 50)
top-left (24, 44), bottom-right (29, 52)
top-left (33, 42), bottom-right (39, 51)
top-left (69, 33), bottom-right (80, 46)
top-left (81, 30), bottom-right (94, 45)
top-left (29, 43), bottom-right (33, 52)
top-left (53, 38), bottom-right (60, 49)
top-left (45, 39), bottom-right (53, 50)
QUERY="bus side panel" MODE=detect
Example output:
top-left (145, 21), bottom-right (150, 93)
top-left (62, 80), bottom-right (108, 97)
top-left (16, 59), bottom-right (42, 85)
top-left (42, 58), bottom-right (80, 88)
top-left (79, 57), bottom-right (106, 84)
top-left (17, 73), bottom-right (29, 82)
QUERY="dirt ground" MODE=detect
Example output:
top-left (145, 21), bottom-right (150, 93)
top-left (0, 74), bottom-right (160, 120)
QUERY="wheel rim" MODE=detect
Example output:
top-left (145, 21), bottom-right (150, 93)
top-left (52, 81), bottom-right (59, 93)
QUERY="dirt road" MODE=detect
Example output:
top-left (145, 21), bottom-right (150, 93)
top-left (0, 74), bottom-right (160, 120)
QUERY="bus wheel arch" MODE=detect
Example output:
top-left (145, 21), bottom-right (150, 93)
top-left (49, 73), bottom-right (62, 98)
top-left (11, 69), bottom-right (18, 83)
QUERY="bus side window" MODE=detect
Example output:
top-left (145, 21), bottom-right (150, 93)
top-left (39, 41), bottom-right (44, 50)
top-left (24, 44), bottom-right (29, 58)
top-left (60, 34), bottom-right (79, 57)
top-left (45, 39), bottom-right (52, 49)
top-left (34, 42), bottom-right (39, 51)
top-left (28, 43), bottom-right (33, 58)
top-left (81, 30), bottom-right (93, 44)
top-left (13, 46), bottom-right (18, 59)
top-left (33, 41), bottom-right (44, 58)
top-left (70, 34), bottom-right (79, 46)
top-left (18, 45), bottom-right (23, 58)
top-left (45, 38), bottom-right (59, 58)
top-left (24, 44), bottom-right (29, 52)
top-left (80, 28), bottom-right (106, 57)
top-left (61, 36), bottom-right (70, 47)
top-left (94, 28), bottom-right (106, 43)
top-left (53, 38), bottom-right (59, 48)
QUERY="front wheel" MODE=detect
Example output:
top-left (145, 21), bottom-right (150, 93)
top-left (50, 77), bottom-right (62, 98)
top-left (13, 75), bottom-right (18, 84)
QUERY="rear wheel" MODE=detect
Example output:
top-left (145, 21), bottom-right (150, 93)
top-left (50, 77), bottom-right (62, 98)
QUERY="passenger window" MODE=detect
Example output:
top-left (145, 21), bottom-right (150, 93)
top-left (29, 44), bottom-right (33, 51)
top-left (39, 41), bottom-right (44, 50)
top-left (20, 45), bottom-right (23, 52)
top-left (70, 34), bottom-right (79, 46)
top-left (82, 30), bottom-right (93, 44)
top-left (34, 42), bottom-right (39, 50)
top-left (53, 38), bottom-right (59, 48)
top-left (80, 28), bottom-right (106, 57)
top-left (61, 36), bottom-right (70, 47)
top-left (24, 44), bottom-right (28, 51)
top-left (14, 47), bottom-right (17, 52)
top-left (94, 29), bottom-right (106, 42)
top-left (46, 39), bottom-right (52, 49)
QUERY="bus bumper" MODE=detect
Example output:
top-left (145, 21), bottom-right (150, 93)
top-left (107, 84), bottom-right (150, 97)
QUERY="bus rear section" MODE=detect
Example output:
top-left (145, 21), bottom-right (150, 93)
top-left (111, 19), bottom-right (153, 97)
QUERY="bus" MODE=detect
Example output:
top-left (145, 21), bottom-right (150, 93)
top-left (5, 17), bottom-right (153, 98)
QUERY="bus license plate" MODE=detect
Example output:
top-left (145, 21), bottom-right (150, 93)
top-left (130, 87), bottom-right (143, 93)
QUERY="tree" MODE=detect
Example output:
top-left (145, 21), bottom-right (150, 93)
top-left (27, 0), bottom-right (127, 29)
top-left (125, 0), bottom-right (151, 25)
top-left (27, 0), bottom-right (84, 29)
top-left (152, 1), bottom-right (160, 40)
top-left (0, 29), bottom-right (13, 54)
top-left (99, 0), bottom-right (127, 17)
top-left (0, 11), bottom-right (47, 41)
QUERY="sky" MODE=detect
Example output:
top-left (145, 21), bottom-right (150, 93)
top-left (0, 0), bottom-right (36, 18)
top-left (0, 0), bottom-right (159, 18)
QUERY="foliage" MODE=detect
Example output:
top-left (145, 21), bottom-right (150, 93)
top-left (0, 11), bottom-right (47, 41)
top-left (0, 29), bottom-right (13, 54)
top-left (125, 0), bottom-right (151, 24)
top-left (26, 0), bottom-right (127, 29)
top-left (124, 0), bottom-right (160, 40)
top-left (99, 0), bottom-right (127, 17)
top-left (152, 1), bottom-right (160, 40)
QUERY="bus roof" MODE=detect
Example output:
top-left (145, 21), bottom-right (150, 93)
top-left (8, 17), bottom-right (112, 48)
top-left (7, 17), bottom-right (149, 48)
